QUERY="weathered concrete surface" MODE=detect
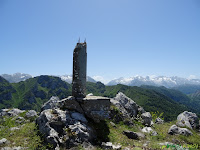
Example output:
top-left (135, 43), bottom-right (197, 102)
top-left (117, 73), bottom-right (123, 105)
top-left (72, 42), bottom-right (87, 98)
top-left (58, 96), bottom-right (110, 122)
top-left (81, 96), bottom-right (111, 122)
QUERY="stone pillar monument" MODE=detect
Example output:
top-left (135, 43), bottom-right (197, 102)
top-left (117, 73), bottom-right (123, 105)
top-left (72, 41), bottom-right (87, 98)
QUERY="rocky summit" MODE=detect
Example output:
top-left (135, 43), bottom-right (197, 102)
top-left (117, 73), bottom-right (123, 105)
top-left (0, 92), bottom-right (199, 150)
top-left (36, 95), bottom-right (111, 149)
top-left (35, 92), bottom-right (156, 149)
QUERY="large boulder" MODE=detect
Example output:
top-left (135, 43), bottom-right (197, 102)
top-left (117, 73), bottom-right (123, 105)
top-left (36, 108), bottom-right (95, 149)
top-left (177, 111), bottom-right (199, 129)
top-left (168, 125), bottom-right (192, 136)
top-left (113, 92), bottom-right (138, 118)
top-left (141, 112), bottom-right (153, 127)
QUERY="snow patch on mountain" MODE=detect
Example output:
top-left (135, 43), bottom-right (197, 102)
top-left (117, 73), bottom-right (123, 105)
top-left (0, 73), bottom-right (32, 83)
top-left (107, 76), bottom-right (200, 88)
top-left (59, 75), bottom-right (96, 83)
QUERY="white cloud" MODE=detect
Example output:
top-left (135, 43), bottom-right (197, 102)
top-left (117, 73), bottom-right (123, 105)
top-left (92, 76), bottom-right (109, 84)
top-left (188, 75), bottom-right (198, 80)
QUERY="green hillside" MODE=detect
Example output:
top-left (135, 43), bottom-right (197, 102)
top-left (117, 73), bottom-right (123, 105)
top-left (0, 76), bottom-right (192, 121)
top-left (0, 77), bottom-right (16, 108)
top-left (172, 84), bottom-right (200, 94)
top-left (86, 82), bottom-right (188, 121)
top-left (0, 75), bottom-right (72, 111)
top-left (188, 91), bottom-right (200, 112)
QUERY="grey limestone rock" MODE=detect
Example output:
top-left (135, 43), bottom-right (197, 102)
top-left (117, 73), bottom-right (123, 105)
top-left (36, 109), bottom-right (63, 149)
top-left (155, 117), bottom-right (164, 124)
top-left (138, 106), bottom-right (146, 114)
top-left (71, 112), bottom-right (88, 123)
top-left (36, 108), bottom-right (95, 149)
top-left (25, 110), bottom-right (38, 118)
top-left (141, 112), bottom-right (153, 127)
top-left (114, 92), bottom-right (138, 118)
top-left (13, 116), bottom-right (25, 124)
top-left (168, 125), bottom-right (192, 136)
top-left (141, 127), bottom-right (157, 136)
top-left (58, 96), bottom-right (83, 113)
top-left (0, 108), bottom-right (24, 117)
top-left (101, 142), bottom-right (122, 150)
top-left (177, 111), bottom-right (199, 129)
top-left (0, 138), bottom-right (8, 146)
top-left (142, 127), bottom-right (153, 133)
top-left (9, 127), bottom-right (20, 131)
top-left (168, 125), bottom-right (179, 135)
top-left (41, 96), bottom-right (60, 111)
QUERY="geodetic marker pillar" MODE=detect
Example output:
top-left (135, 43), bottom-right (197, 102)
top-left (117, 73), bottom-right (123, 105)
top-left (72, 41), bottom-right (87, 98)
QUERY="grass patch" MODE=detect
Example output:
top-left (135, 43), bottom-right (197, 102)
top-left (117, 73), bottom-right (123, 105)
top-left (107, 120), bottom-right (144, 149)
top-left (0, 116), bottom-right (47, 149)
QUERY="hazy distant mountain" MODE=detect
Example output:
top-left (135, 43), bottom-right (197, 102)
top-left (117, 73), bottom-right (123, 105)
top-left (172, 84), bottom-right (200, 95)
top-left (107, 76), bottom-right (200, 88)
top-left (1, 73), bottom-right (32, 83)
top-left (59, 75), bottom-right (96, 83)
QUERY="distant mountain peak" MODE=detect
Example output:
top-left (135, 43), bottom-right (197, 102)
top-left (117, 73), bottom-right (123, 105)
top-left (107, 76), bottom-right (200, 88)
top-left (59, 75), bottom-right (96, 83)
top-left (1, 73), bottom-right (32, 83)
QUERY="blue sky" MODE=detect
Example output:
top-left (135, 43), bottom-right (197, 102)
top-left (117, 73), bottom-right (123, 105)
top-left (0, 0), bottom-right (200, 83)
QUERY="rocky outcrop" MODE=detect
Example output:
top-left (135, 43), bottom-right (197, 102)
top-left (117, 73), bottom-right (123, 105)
top-left (112, 92), bottom-right (138, 118)
top-left (176, 111), bottom-right (199, 129)
top-left (36, 108), bottom-right (95, 149)
top-left (168, 125), bottom-right (192, 136)
top-left (110, 92), bottom-right (152, 127)
top-left (37, 95), bottom-right (110, 149)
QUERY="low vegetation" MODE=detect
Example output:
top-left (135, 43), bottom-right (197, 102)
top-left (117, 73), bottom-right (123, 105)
top-left (0, 116), bottom-right (47, 149)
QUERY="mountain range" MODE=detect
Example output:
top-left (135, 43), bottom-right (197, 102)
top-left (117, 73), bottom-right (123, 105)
top-left (1, 73), bottom-right (97, 84)
top-left (1, 73), bottom-right (200, 90)
top-left (107, 76), bottom-right (200, 88)
top-left (1, 73), bottom-right (32, 83)
top-left (0, 75), bottom-right (192, 121)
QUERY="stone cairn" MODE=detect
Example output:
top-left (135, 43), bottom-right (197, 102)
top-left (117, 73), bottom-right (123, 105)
top-left (36, 41), bottom-right (111, 149)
